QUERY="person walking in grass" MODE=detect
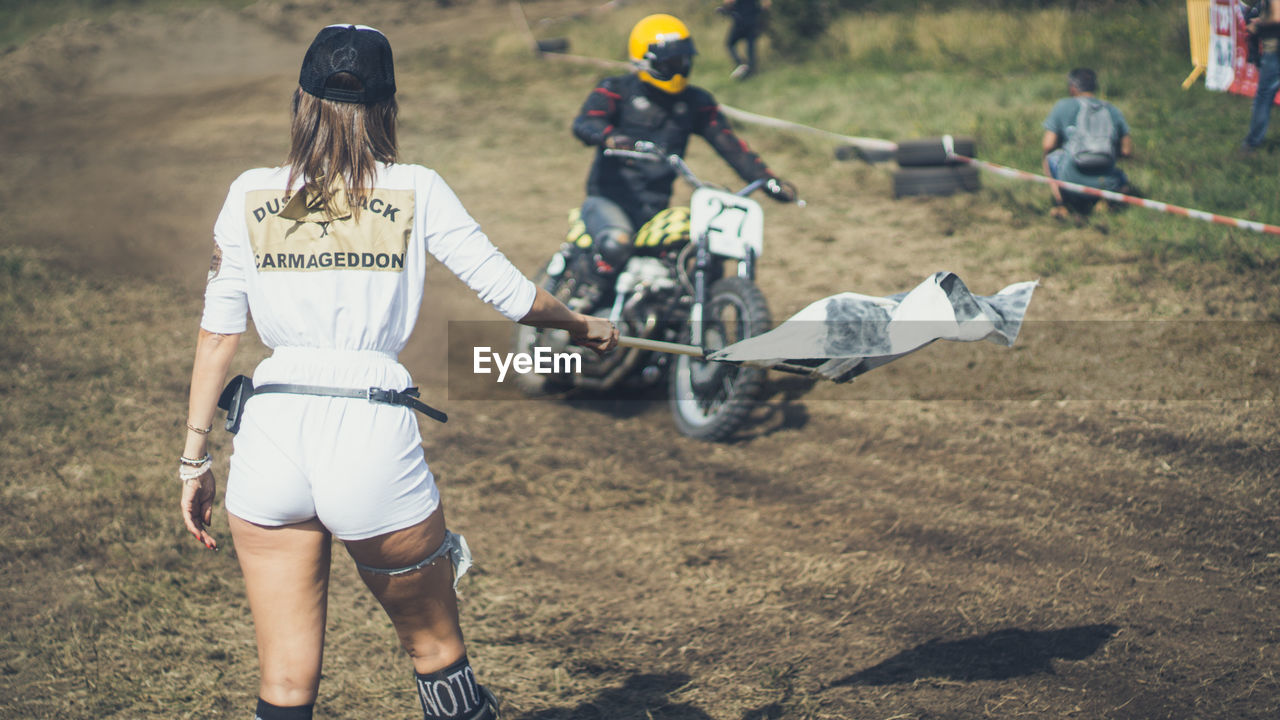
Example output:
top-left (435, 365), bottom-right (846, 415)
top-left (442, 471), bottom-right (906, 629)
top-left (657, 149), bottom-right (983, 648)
top-left (1041, 67), bottom-right (1136, 219)
top-left (719, 0), bottom-right (769, 80)
top-left (178, 24), bottom-right (616, 720)
top-left (1242, 0), bottom-right (1280, 153)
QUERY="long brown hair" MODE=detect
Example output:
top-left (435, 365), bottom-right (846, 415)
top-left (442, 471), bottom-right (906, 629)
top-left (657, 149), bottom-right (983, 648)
top-left (286, 72), bottom-right (398, 218)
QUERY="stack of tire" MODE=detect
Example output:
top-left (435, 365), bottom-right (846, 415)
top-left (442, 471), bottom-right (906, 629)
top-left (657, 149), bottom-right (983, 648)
top-left (891, 136), bottom-right (980, 199)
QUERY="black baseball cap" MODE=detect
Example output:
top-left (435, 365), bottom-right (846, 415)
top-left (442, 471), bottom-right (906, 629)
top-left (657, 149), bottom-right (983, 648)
top-left (298, 24), bottom-right (396, 103)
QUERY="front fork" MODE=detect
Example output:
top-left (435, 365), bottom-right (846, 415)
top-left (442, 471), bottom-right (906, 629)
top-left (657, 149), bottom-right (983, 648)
top-left (690, 236), bottom-right (709, 344)
top-left (689, 239), bottom-right (755, 347)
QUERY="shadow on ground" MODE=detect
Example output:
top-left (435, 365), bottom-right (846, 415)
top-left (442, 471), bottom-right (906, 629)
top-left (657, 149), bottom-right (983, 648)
top-left (517, 671), bottom-right (797, 720)
top-left (831, 624), bottom-right (1120, 686)
top-left (518, 672), bottom-right (711, 720)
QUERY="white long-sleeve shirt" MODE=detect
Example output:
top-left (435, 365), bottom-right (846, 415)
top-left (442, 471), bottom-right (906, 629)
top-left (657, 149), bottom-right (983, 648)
top-left (202, 163), bottom-right (536, 385)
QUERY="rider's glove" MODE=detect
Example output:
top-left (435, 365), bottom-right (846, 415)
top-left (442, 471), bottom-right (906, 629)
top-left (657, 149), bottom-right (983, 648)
top-left (763, 176), bottom-right (798, 203)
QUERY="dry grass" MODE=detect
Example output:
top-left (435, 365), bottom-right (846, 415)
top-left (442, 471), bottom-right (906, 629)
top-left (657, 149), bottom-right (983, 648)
top-left (830, 8), bottom-right (1073, 71)
top-left (1, 1), bottom-right (1278, 719)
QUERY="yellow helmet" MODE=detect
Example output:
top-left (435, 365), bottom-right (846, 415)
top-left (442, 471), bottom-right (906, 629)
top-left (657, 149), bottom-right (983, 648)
top-left (628, 14), bottom-right (697, 94)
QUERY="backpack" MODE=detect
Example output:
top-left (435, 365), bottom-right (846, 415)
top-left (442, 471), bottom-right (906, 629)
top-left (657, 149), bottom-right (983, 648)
top-left (1064, 98), bottom-right (1117, 172)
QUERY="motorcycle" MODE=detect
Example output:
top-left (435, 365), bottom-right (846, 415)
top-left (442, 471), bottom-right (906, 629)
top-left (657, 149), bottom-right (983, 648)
top-left (511, 143), bottom-right (797, 441)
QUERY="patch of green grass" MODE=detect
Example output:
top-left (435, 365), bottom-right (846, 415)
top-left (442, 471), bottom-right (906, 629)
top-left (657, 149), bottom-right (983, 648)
top-left (653, 1), bottom-right (1280, 275)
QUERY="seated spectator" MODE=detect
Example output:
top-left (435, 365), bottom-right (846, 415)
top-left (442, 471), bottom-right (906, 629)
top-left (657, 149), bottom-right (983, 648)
top-left (1042, 68), bottom-right (1136, 218)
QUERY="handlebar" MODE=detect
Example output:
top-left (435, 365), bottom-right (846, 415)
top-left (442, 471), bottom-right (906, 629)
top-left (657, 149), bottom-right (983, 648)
top-left (599, 143), bottom-right (798, 204)
top-left (603, 144), bottom-right (798, 203)
top-left (603, 144), bottom-right (705, 188)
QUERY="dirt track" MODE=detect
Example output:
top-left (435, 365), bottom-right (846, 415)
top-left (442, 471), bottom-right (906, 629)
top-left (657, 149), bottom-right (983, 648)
top-left (1, 2), bottom-right (1277, 719)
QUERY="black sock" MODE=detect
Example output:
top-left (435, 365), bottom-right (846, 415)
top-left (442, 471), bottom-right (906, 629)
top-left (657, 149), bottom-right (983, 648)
top-left (254, 698), bottom-right (314, 720)
top-left (415, 656), bottom-right (490, 719)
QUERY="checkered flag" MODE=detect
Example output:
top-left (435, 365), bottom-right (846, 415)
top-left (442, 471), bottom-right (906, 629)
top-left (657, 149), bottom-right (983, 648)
top-left (709, 272), bottom-right (1037, 383)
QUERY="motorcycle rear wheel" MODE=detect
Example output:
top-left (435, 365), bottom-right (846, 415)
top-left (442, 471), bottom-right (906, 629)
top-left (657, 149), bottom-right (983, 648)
top-left (668, 276), bottom-right (771, 442)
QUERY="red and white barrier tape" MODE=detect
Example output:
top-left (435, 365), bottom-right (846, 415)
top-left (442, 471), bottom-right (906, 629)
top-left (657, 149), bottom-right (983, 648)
top-left (941, 135), bottom-right (1280, 236)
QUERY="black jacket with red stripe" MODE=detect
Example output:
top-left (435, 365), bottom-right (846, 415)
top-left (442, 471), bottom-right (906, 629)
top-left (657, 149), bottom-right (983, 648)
top-left (572, 73), bottom-right (773, 226)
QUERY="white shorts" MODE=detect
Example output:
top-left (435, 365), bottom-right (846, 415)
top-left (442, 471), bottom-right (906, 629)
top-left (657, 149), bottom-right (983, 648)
top-left (224, 348), bottom-right (440, 541)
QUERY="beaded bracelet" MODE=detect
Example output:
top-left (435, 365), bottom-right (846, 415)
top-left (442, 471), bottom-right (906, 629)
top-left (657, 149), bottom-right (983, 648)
top-left (179, 454), bottom-right (211, 467)
top-left (179, 456), bottom-right (212, 482)
top-left (186, 422), bottom-right (212, 435)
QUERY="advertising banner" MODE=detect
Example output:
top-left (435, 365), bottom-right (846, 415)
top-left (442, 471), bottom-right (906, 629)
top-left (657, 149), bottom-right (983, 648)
top-left (1207, 0), bottom-right (1237, 90)
top-left (1207, 0), bottom-right (1280, 102)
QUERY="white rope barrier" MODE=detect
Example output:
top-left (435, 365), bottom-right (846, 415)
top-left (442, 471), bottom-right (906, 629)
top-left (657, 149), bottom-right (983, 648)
top-left (529, 48), bottom-right (898, 153)
top-left (716, 105), bottom-right (897, 152)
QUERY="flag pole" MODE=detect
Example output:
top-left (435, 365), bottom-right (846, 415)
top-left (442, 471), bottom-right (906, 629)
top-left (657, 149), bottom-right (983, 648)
top-left (618, 336), bottom-right (820, 375)
top-left (617, 336), bottom-right (706, 357)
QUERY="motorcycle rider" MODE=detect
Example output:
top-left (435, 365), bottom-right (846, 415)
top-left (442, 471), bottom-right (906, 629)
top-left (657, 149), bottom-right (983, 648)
top-left (571, 13), bottom-right (796, 311)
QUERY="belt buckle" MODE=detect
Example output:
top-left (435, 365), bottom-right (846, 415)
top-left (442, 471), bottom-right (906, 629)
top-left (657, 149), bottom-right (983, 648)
top-left (367, 387), bottom-right (398, 405)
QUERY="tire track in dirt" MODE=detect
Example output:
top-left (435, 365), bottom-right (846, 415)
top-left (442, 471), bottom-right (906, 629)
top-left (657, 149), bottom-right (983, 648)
top-left (422, 383), bottom-right (1277, 717)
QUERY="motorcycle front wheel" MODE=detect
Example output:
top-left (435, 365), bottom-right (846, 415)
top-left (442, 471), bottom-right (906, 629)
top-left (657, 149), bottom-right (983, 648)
top-left (668, 276), bottom-right (772, 442)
